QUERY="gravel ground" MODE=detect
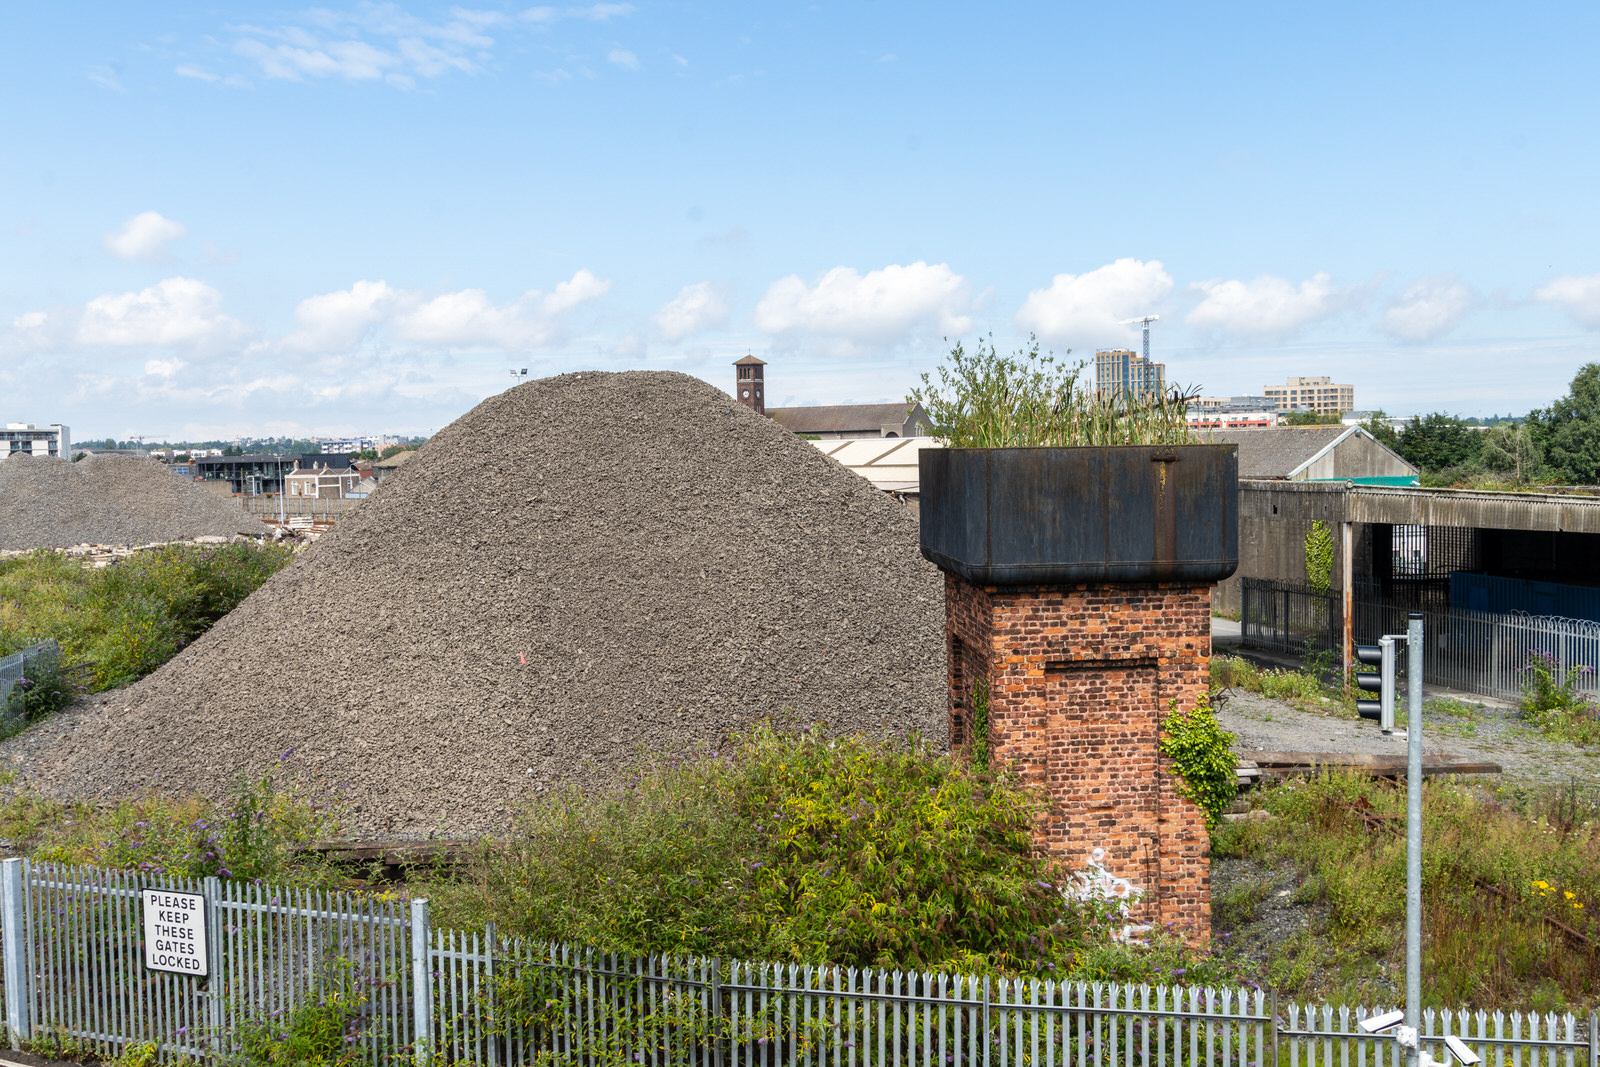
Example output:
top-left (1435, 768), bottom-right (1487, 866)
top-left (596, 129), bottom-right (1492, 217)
top-left (1216, 687), bottom-right (1600, 789)
top-left (10, 372), bottom-right (946, 836)
top-left (0, 453), bottom-right (265, 550)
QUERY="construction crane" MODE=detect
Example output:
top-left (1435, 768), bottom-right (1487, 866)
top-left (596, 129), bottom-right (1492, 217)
top-left (1120, 315), bottom-right (1159, 363)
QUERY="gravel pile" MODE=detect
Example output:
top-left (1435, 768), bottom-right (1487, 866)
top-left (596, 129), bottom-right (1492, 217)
top-left (0, 454), bottom-right (265, 550)
top-left (29, 372), bottom-right (947, 835)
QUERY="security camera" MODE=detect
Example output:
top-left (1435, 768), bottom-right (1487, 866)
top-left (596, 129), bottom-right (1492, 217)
top-left (1361, 1010), bottom-right (1405, 1034)
top-left (1444, 1035), bottom-right (1480, 1066)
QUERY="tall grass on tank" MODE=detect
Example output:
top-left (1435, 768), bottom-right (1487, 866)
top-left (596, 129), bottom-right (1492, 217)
top-left (909, 335), bottom-right (1196, 448)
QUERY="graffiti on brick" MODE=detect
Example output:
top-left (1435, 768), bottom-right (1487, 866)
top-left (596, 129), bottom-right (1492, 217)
top-left (1062, 847), bottom-right (1152, 943)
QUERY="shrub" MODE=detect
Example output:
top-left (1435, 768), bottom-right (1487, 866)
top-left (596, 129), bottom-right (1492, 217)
top-left (419, 725), bottom-right (1087, 975)
top-left (0, 542), bottom-right (292, 692)
top-left (1518, 652), bottom-right (1600, 746)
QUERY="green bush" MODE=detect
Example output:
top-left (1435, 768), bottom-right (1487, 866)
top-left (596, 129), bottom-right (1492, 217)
top-left (1517, 652), bottom-right (1600, 745)
top-left (0, 542), bottom-right (292, 691)
top-left (420, 725), bottom-right (1088, 975)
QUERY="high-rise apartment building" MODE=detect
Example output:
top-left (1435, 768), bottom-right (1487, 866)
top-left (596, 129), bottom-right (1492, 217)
top-left (1, 423), bottom-right (70, 460)
top-left (1094, 349), bottom-right (1166, 401)
top-left (1263, 376), bottom-right (1354, 415)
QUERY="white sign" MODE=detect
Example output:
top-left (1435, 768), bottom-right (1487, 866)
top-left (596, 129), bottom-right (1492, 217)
top-left (141, 889), bottom-right (209, 977)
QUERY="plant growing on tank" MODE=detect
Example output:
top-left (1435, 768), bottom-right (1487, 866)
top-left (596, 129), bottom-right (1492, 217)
top-left (908, 335), bottom-right (1197, 448)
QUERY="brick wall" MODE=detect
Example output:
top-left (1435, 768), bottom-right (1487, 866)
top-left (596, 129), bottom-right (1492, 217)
top-left (944, 573), bottom-right (1213, 935)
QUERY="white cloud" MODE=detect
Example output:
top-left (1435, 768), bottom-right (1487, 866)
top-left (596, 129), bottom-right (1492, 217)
top-left (1013, 258), bottom-right (1173, 347)
top-left (104, 211), bottom-right (187, 261)
top-left (754, 261), bottom-right (971, 344)
top-left (176, 65), bottom-right (220, 82)
top-left (543, 269), bottom-right (611, 313)
top-left (87, 66), bottom-right (125, 92)
top-left (1382, 277), bottom-right (1476, 342)
top-left (77, 277), bottom-right (247, 350)
top-left (607, 48), bottom-right (638, 69)
top-left (1187, 272), bottom-right (1361, 339)
top-left (394, 269), bottom-right (611, 348)
top-left (143, 358), bottom-right (186, 378)
top-left (655, 282), bottom-right (729, 341)
top-left (284, 279), bottom-right (400, 352)
top-left (1534, 274), bottom-right (1600, 329)
top-left (226, 4), bottom-right (634, 85)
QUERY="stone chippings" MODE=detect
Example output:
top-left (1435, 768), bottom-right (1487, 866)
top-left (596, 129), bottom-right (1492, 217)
top-left (0, 453), bottom-right (266, 550)
top-left (30, 372), bottom-right (947, 835)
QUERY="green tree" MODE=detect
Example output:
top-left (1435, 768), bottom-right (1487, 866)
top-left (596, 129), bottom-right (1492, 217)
top-left (1396, 413), bottom-right (1483, 472)
top-left (1530, 363), bottom-right (1600, 484)
top-left (1479, 423), bottom-right (1544, 484)
top-left (379, 444), bottom-right (407, 459)
top-left (1361, 409), bottom-right (1401, 450)
top-left (1281, 410), bottom-right (1342, 426)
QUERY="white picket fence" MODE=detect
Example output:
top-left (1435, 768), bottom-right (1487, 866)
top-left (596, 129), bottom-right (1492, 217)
top-left (0, 860), bottom-right (1595, 1065)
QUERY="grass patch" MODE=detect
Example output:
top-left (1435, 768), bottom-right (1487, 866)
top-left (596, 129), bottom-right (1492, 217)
top-left (1210, 654), bottom-right (1339, 706)
top-left (1212, 774), bottom-right (1600, 1011)
top-left (0, 541), bottom-right (292, 693)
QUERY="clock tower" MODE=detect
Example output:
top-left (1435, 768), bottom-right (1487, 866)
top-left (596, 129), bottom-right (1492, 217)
top-left (733, 355), bottom-right (766, 415)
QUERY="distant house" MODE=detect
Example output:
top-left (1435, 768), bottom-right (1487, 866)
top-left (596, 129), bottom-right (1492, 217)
top-left (1202, 425), bottom-right (1416, 483)
top-left (767, 403), bottom-right (932, 440)
top-left (284, 461), bottom-right (362, 499)
top-left (372, 449), bottom-right (417, 484)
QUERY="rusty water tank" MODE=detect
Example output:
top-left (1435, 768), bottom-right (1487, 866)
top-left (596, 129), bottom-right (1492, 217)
top-left (918, 444), bottom-right (1239, 585)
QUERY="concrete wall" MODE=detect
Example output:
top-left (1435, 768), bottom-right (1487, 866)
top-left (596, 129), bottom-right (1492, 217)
top-left (1215, 482), bottom-right (1351, 615)
top-left (1299, 433), bottom-right (1416, 480)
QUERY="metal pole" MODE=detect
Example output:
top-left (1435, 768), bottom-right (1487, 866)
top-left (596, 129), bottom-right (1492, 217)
top-left (1, 857), bottom-right (29, 1045)
top-left (1405, 612), bottom-right (1424, 1067)
top-left (412, 898), bottom-right (432, 1066)
top-left (1342, 521), bottom-right (1355, 680)
top-left (204, 876), bottom-right (224, 1050)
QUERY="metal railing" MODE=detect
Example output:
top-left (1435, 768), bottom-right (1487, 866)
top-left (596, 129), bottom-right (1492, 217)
top-left (0, 640), bottom-right (59, 719)
top-left (1240, 578), bottom-right (1600, 702)
top-left (2, 860), bottom-right (1596, 1065)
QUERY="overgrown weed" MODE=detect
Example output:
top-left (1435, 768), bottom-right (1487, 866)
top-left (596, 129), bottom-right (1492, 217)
top-left (0, 542), bottom-right (292, 693)
top-left (1212, 773), bottom-right (1600, 1010)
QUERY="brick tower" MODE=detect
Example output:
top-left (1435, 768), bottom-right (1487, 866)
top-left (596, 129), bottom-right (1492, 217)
top-left (945, 578), bottom-right (1214, 934)
top-left (733, 355), bottom-right (766, 415)
top-left (920, 444), bottom-right (1238, 939)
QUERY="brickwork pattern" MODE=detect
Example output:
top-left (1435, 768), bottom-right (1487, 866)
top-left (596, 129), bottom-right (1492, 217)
top-left (944, 574), bottom-right (1213, 934)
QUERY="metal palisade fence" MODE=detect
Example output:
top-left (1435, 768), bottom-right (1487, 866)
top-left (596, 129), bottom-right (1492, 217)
top-left (0, 640), bottom-right (59, 717)
top-left (1, 859), bottom-right (1596, 1066)
top-left (1240, 577), bottom-right (1600, 703)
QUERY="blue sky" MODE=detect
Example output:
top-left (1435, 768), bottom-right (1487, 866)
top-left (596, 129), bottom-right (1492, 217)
top-left (4, 2), bottom-right (1600, 440)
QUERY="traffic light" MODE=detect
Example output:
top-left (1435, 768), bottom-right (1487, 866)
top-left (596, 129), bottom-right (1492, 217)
top-left (1353, 636), bottom-right (1397, 729)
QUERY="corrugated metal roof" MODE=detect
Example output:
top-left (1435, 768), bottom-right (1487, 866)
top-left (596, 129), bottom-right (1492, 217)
top-left (769, 404), bottom-right (919, 435)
